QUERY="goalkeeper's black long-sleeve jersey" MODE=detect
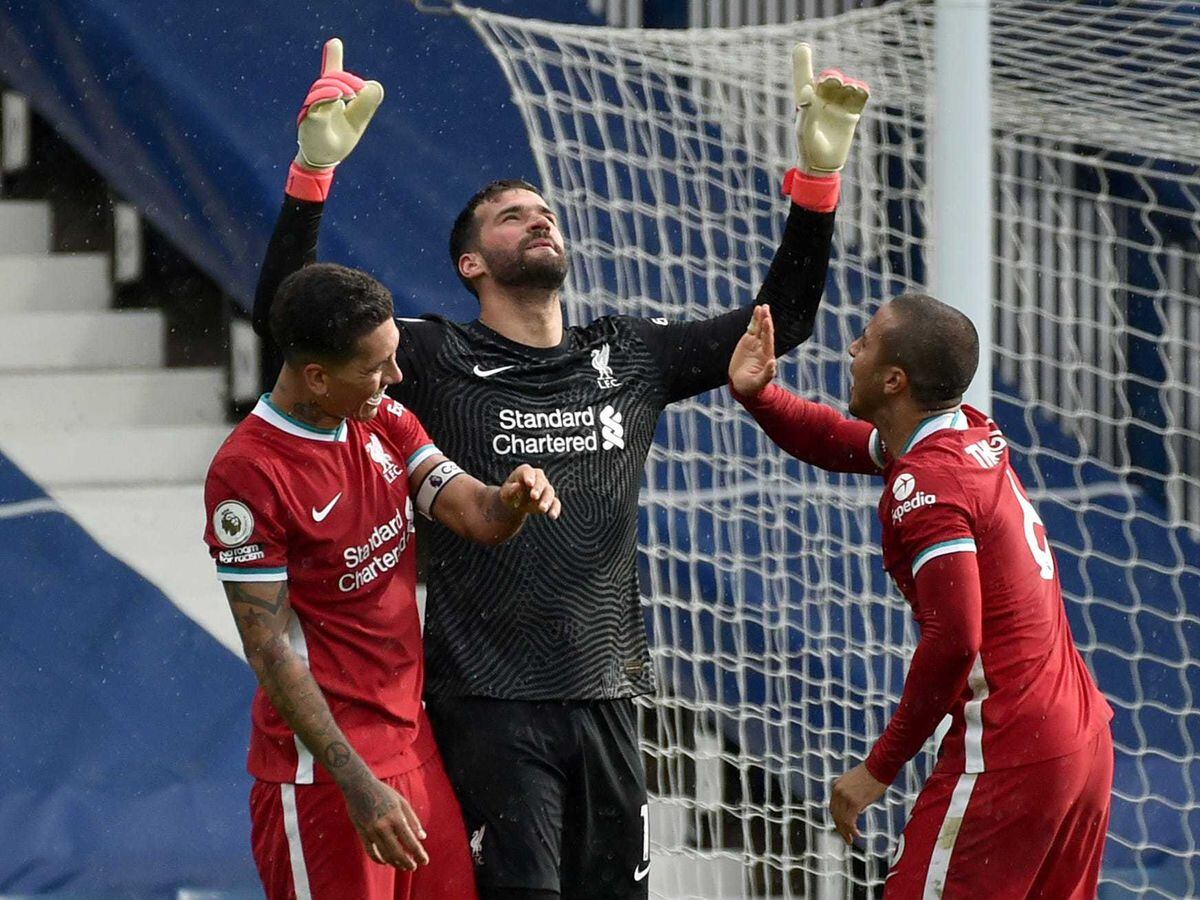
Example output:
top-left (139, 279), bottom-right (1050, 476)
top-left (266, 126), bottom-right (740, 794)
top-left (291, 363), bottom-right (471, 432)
top-left (253, 197), bottom-right (836, 700)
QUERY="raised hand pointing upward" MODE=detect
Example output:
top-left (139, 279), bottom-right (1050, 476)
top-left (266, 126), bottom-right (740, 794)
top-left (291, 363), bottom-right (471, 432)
top-left (780, 43), bottom-right (870, 212)
top-left (287, 38), bottom-right (384, 201)
top-left (792, 42), bottom-right (869, 176)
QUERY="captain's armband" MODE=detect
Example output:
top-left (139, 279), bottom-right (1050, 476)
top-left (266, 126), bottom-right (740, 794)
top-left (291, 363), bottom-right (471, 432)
top-left (415, 460), bottom-right (465, 519)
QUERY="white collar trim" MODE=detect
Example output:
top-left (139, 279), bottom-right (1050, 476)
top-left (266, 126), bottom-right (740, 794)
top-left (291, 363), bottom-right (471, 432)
top-left (250, 395), bottom-right (349, 443)
top-left (900, 408), bottom-right (967, 456)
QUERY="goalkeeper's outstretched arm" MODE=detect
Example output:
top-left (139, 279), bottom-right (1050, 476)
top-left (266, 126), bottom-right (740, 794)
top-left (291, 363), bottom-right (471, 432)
top-left (766, 42), bottom-right (871, 346)
top-left (636, 45), bottom-right (868, 404)
top-left (252, 37), bottom-right (383, 340)
top-left (253, 198), bottom-right (324, 339)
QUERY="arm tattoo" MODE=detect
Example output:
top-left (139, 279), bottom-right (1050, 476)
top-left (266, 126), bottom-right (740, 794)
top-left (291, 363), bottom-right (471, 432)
top-left (236, 609), bottom-right (373, 796)
top-left (483, 490), bottom-right (512, 524)
top-left (229, 581), bottom-right (287, 615)
top-left (227, 581), bottom-right (375, 798)
top-left (235, 607), bottom-right (270, 634)
top-left (324, 741), bottom-right (351, 770)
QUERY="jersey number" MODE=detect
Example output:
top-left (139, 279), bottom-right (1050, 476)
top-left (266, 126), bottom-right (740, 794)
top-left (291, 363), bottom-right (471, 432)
top-left (633, 803), bottom-right (651, 882)
top-left (1006, 470), bottom-right (1055, 580)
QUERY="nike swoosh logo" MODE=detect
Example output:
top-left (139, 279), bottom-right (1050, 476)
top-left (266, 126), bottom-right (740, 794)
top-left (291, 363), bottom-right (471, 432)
top-left (633, 862), bottom-right (650, 882)
top-left (311, 492), bottom-right (342, 522)
top-left (473, 364), bottom-right (515, 378)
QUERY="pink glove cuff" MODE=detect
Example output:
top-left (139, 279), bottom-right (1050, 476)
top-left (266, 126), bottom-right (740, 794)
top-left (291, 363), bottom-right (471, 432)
top-left (285, 161), bottom-right (335, 203)
top-left (781, 168), bottom-right (841, 212)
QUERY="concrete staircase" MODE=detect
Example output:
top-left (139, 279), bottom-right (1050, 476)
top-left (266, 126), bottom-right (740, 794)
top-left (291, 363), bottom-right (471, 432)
top-left (0, 198), bottom-right (241, 655)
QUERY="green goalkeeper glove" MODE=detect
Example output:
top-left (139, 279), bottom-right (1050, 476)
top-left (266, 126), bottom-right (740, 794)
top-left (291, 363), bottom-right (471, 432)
top-left (781, 44), bottom-right (869, 212)
top-left (286, 38), bottom-right (384, 202)
top-left (792, 43), bottom-right (869, 175)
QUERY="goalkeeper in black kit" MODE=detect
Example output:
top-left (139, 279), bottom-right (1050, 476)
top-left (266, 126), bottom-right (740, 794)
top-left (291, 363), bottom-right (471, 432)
top-left (255, 37), bottom-right (868, 900)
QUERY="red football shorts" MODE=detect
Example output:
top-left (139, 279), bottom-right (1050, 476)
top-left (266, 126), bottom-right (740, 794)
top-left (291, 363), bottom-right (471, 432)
top-left (884, 726), bottom-right (1113, 899)
top-left (248, 748), bottom-right (478, 900)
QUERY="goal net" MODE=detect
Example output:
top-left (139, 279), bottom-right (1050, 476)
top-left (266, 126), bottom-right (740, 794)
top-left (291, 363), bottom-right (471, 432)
top-left (458, 2), bottom-right (1200, 896)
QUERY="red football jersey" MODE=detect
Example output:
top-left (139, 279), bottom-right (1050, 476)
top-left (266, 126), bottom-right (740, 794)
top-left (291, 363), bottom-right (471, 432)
top-left (204, 395), bottom-right (441, 784)
top-left (876, 406), bottom-right (1112, 775)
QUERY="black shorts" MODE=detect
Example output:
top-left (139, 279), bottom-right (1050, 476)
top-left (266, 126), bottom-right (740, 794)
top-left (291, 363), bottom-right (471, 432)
top-left (425, 696), bottom-right (650, 899)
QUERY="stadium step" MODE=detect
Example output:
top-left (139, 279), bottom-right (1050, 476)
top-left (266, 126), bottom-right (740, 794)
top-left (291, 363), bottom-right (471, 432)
top-left (0, 252), bottom-right (111, 312)
top-left (0, 197), bottom-right (237, 674)
top-left (1, 423), bottom-right (231, 487)
top-left (0, 367), bottom-right (226, 429)
top-left (0, 200), bottom-right (52, 254)
top-left (0, 309), bottom-right (165, 370)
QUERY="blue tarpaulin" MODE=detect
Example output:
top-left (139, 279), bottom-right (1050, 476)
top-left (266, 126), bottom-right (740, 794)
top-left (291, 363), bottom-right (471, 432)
top-left (0, 456), bottom-right (258, 893)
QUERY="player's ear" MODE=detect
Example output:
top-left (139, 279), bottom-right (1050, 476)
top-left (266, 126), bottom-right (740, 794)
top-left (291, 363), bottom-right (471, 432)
top-left (458, 251), bottom-right (486, 283)
top-left (302, 361), bottom-right (331, 397)
top-left (882, 365), bottom-right (907, 397)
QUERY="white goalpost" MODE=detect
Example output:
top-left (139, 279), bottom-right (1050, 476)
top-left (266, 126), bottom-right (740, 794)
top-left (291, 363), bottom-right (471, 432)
top-left (453, 2), bottom-right (1200, 897)
top-left (930, 0), bottom-right (990, 414)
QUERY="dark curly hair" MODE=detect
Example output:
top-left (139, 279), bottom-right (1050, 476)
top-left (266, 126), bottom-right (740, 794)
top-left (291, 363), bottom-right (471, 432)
top-left (270, 262), bottom-right (394, 366)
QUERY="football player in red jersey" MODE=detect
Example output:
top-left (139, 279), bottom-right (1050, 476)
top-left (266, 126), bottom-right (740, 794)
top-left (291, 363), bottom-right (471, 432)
top-left (204, 262), bottom-right (559, 900)
top-left (729, 296), bottom-right (1113, 898)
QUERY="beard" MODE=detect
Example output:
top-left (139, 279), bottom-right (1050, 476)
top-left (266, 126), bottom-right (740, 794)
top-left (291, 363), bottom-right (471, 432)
top-left (481, 238), bottom-right (569, 292)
